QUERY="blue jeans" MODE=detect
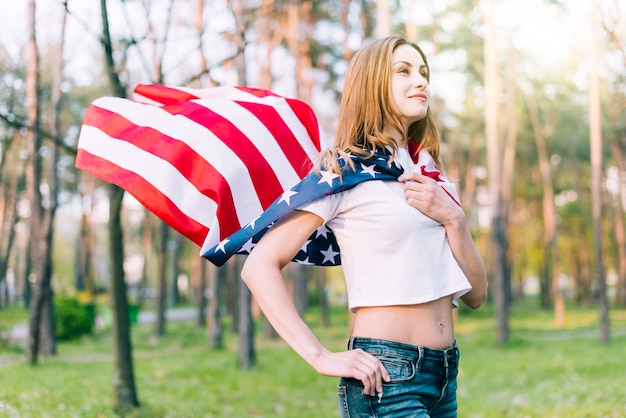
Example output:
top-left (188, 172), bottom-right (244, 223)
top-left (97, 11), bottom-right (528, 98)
top-left (337, 337), bottom-right (459, 417)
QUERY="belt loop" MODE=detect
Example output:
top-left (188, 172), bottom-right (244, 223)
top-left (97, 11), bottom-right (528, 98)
top-left (416, 346), bottom-right (424, 371)
top-left (348, 336), bottom-right (355, 350)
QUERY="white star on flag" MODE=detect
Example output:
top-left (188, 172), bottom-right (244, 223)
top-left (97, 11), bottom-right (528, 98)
top-left (318, 170), bottom-right (340, 186)
top-left (215, 238), bottom-right (230, 253)
top-left (320, 245), bottom-right (340, 264)
top-left (279, 189), bottom-right (298, 206)
top-left (315, 225), bottom-right (330, 238)
top-left (240, 238), bottom-right (256, 254)
top-left (359, 162), bottom-right (378, 178)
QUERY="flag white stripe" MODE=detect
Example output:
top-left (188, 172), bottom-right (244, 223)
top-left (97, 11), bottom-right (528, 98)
top-left (78, 126), bottom-right (221, 231)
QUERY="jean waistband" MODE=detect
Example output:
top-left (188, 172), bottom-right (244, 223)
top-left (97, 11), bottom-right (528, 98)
top-left (348, 336), bottom-right (459, 365)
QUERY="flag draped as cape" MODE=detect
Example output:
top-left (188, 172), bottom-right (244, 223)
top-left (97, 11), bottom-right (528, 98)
top-left (75, 84), bottom-right (454, 267)
top-left (75, 84), bottom-right (327, 261)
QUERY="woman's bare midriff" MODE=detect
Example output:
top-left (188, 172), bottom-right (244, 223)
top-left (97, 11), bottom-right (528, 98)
top-left (351, 296), bottom-right (455, 349)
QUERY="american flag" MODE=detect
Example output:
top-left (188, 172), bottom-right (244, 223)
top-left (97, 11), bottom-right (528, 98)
top-left (76, 84), bottom-right (328, 260)
top-left (76, 84), bottom-right (456, 267)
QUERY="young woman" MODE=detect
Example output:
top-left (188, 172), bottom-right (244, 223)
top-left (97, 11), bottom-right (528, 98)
top-left (240, 35), bottom-right (488, 417)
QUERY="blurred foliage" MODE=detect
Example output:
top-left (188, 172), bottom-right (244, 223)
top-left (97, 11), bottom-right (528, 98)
top-left (54, 295), bottom-right (94, 341)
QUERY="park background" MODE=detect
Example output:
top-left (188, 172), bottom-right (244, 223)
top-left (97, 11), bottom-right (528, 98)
top-left (0, 0), bottom-right (625, 416)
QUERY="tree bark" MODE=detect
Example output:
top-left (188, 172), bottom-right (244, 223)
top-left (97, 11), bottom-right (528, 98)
top-left (0, 135), bottom-right (20, 309)
top-left (100, 0), bottom-right (139, 408)
top-left (375, 0), bottom-right (391, 38)
top-left (237, 255), bottom-right (255, 369)
top-left (25, 0), bottom-right (57, 363)
top-left (109, 185), bottom-right (139, 408)
top-left (193, 251), bottom-right (207, 327)
top-left (588, 0), bottom-right (610, 344)
top-left (169, 232), bottom-right (182, 307)
top-left (155, 221), bottom-right (168, 337)
top-left (525, 93), bottom-right (563, 325)
top-left (571, 157), bottom-right (594, 305)
top-left (482, 0), bottom-right (509, 345)
top-left (609, 116), bottom-right (626, 307)
top-left (209, 262), bottom-right (225, 349)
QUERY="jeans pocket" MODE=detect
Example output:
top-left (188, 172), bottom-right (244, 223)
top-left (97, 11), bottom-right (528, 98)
top-left (338, 379), bottom-right (376, 417)
top-left (378, 355), bottom-right (415, 382)
top-left (337, 385), bottom-right (349, 418)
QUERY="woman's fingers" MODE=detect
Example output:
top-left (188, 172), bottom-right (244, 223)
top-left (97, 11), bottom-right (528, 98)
top-left (351, 349), bottom-right (390, 396)
top-left (313, 349), bottom-right (390, 397)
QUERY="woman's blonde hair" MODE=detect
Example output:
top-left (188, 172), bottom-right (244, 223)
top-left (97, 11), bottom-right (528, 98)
top-left (318, 36), bottom-right (442, 174)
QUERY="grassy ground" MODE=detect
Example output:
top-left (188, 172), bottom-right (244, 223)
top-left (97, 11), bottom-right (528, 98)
top-left (1, 299), bottom-right (625, 417)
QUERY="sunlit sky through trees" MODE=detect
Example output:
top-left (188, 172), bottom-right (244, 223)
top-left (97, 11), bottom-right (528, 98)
top-left (0, 2), bottom-right (599, 75)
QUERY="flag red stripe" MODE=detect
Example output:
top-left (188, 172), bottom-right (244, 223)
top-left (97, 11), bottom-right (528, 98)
top-left (284, 99), bottom-right (322, 152)
top-left (134, 84), bottom-right (200, 105)
top-left (82, 105), bottom-right (243, 240)
top-left (235, 100), bottom-right (314, 178)
top-left (76, 149), bottom-right (209, 246)
top-left (162, 101), bottom-right (285, 209)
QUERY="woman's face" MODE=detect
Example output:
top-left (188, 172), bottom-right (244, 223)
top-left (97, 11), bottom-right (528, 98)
top-left (390, 44), bottom-right (430, 130)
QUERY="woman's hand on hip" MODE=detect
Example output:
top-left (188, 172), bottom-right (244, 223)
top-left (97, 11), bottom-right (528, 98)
top-left (313, 348), bottom-right (390, 396)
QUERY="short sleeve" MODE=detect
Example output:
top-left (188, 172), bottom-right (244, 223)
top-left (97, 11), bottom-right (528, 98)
top-left (298, 193), bottom-right (342, 223)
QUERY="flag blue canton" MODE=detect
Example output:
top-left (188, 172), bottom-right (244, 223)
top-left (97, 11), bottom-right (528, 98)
top-left (203, 150), bottom-right (404, 267)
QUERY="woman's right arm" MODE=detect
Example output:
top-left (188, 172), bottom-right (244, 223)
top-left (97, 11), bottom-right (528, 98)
top-left (240, 209), bottom-right (389, 396)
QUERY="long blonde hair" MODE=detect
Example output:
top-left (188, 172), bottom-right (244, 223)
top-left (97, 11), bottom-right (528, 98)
top-left (318, 36), bottom-right (442, 174)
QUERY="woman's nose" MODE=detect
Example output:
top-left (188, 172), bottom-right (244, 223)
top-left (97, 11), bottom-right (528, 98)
top-left (413, 73), bottom-right (427, 88)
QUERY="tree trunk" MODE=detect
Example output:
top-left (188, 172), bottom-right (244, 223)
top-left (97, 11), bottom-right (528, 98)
top-left (317, 267), bottom-right (329, 327)
top-left (588, 0), bottom-right (610, 344)
top-left (39, 3), bottom-right (68, 355)
top-left (109, 185), bottom-right (140, 408)
top-left (155, 221), bottom-right (168, 337)
top-left (482, 0), bottom-right (508, 345)
top-left (237, 255), bottom-right (255, 369)
top-left (571, 156), bottom-right (594, 305)
top-left (100, 0), bottom-right (139, 408)
top-left (25, 0), bottom-right (57, 363)
top-left (610, 119), bottom-right (626, 307)
top-left (525, 93), bottom-right (563, 325)
top-left (375, 0), bottom-right (391, 38)
top-left (290, 263), bottom-right (309, 315)
top-left (140, 211), bottom-right (153, 307)
top-left (286, 1), bottom-right (314, 103)
top-left (0, 136), bottom-right (20, 308)
top-left (193, 252), bottom-right (207, 327)
top-left (169, 232), bottom-right (182, 307)
top-left (494, 47), bottom-right (517, 324)
top-left (209, 262), bottom-right (225, 349)
top-left (496, 42), bottom-right (519, 312)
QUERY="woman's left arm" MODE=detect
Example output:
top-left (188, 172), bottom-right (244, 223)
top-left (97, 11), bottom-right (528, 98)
top-left (399, 172), bottom-right (488, 309)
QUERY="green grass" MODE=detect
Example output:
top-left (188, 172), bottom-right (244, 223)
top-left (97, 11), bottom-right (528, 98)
top-left (1, 300), bottom-right (625, 417)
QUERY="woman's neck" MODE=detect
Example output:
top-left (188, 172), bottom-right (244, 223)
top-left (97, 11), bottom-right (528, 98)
top-left (383, 125), bottom-right (407, 148)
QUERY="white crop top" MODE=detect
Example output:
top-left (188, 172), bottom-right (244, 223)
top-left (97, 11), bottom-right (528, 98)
top-left (300, 147), bottom-right (472, 312)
